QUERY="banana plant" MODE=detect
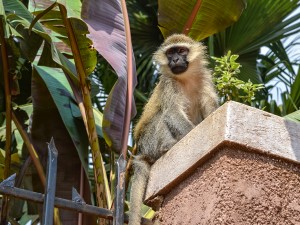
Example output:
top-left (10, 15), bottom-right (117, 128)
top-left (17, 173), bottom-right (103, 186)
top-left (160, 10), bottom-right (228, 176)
top-left (1, 0), bottom-right (137, 223)
top-left (1, 0), bottom-right (110, 224)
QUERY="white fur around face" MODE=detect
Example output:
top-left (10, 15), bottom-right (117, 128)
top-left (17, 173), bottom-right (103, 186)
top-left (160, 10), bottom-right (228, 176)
top-left (153, 35), bottom-right (207, 70)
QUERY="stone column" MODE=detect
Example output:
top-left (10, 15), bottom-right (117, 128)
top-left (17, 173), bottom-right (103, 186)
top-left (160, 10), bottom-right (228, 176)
top-left (144, 101), bottom-right (300, 225)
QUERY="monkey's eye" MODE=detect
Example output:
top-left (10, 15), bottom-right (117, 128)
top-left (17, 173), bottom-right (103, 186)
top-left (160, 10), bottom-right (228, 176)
top-left (166, 48), bottom-right (175, 57)
top-left (177, 47), bottom-right (188, 55)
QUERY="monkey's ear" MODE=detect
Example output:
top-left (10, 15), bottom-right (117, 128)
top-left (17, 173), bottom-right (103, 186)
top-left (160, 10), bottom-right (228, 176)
top-left (187, 43), bottom-right (207, 63)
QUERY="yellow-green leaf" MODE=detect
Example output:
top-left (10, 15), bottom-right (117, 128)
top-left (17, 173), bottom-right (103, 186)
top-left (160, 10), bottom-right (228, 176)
top-left (158, 0), bottom-right (246, 40)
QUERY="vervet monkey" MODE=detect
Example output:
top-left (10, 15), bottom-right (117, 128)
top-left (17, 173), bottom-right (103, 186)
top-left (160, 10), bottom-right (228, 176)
top-left (128, 34), bottom-right (218, 225)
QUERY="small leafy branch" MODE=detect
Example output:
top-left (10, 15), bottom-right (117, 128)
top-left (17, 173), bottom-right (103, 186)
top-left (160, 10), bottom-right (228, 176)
top-left (212, 51), bottom-right (264, 105)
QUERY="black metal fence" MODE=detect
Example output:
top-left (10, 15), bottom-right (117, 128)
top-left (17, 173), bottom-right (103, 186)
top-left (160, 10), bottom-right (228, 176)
top-left (0, 138), bottom-right (151, 225)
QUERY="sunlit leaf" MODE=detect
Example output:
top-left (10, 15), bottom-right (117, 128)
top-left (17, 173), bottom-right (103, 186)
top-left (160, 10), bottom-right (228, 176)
top-left (31, 7), bottom-right (97, 76)
top-left (157, 0), bottom-right (246, 41)
top-left (29, 0), bottom-right (82, 18)
top-left (0, 150), bottom-right (20, 180)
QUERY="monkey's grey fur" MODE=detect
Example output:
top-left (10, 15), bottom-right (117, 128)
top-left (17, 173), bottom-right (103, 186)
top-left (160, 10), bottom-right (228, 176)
top-left (128, 34), bottom-right (218, 225)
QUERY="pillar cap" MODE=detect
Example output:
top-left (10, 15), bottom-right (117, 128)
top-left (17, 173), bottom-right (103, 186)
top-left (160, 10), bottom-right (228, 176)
top-left (145, 101), bottom-right (300, 203)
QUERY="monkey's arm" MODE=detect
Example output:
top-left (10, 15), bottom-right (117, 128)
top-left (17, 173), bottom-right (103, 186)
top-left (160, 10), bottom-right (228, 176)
top-left (163, 107), bottom-right (195, 139)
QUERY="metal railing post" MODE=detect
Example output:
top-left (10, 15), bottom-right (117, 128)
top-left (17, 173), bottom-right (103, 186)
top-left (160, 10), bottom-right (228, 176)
top-left (113, 154), bottom-right (127, 225)
top-left (42, 138), bottom-right (58, 225)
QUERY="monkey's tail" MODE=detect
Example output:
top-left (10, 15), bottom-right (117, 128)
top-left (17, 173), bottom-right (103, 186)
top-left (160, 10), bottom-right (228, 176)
top-left (128, 158), bottom-right (151, 225)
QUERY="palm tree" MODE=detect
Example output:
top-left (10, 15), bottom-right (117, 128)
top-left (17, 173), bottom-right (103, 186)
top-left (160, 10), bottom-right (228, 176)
top-left (208, 0), bottom-right (300, 118)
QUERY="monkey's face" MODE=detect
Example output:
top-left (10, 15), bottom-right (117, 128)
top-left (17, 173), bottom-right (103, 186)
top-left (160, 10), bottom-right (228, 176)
top-left (166, 47), bottom-right (189, 74)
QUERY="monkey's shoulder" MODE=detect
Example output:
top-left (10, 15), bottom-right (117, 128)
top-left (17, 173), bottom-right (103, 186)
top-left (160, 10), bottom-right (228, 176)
top-left (134, 106), bottom-right (163, 139)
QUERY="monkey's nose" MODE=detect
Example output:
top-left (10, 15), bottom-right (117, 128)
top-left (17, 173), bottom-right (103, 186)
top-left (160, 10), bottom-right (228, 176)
top-left (173, 58), bottom-right (179, 63)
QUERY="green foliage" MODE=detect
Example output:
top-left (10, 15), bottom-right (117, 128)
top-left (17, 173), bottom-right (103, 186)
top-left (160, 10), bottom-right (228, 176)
top-left (212, 51), bottom-right (264, 104)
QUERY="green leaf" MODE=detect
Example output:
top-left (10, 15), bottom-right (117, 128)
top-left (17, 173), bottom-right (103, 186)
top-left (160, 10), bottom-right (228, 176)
top-left (126, 0), bottom-right (163, 93)
top-left (0, 0), bottom-right (4, 16)
top-left (7, 15), bottom-right (44, 62)
top-left (284, 110), bottom-right (300, 123)
top-left (31, 7), bottom-right (97, 76)
top-left (3, 0), bottom-right (44, 31)
top-left (17, 214), bottom-right (39, 225)
top-left (29, 0), bottom-right (82, 18)
top-left (216, 0), bottom-right (300, 54)
top-left (157, 0), bottom-right (246, 40)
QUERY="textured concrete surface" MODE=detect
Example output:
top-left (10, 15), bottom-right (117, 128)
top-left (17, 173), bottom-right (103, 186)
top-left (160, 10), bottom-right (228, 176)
top-left (156, 148), bottom-right (300, 225)
top-left (145, 101), bottom-right (300, 202)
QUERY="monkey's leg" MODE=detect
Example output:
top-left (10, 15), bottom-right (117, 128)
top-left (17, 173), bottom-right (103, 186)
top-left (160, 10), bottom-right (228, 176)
top-left (129, 158), bottom-right (151, 225)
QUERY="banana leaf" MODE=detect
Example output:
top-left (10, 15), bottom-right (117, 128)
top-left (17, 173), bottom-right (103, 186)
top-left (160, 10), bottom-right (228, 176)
top-left (157, 0), bottom-right (246, 40)
top-left (81, 0), bottom-right (137, 153)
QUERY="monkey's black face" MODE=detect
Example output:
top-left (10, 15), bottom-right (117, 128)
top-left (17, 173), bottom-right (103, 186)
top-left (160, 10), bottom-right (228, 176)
top-left (166, 46), bottom-right (189, 74)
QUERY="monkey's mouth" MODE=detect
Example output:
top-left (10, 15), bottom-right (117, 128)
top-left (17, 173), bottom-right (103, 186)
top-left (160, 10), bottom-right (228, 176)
top-left (171, 66), bottom-right (188, 74)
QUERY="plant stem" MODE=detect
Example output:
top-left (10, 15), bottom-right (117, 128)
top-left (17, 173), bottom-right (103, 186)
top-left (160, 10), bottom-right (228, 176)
top-left (120, 0), bottom-right (134, 159)
top-left (11, 112), bottom-right (46, 186)
top-left (0, 17), bottom-right (12, 225)
top-left (58, 4), bottom-right (111, 222)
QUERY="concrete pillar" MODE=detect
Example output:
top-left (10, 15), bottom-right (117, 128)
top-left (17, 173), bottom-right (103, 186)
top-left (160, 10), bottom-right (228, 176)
top-left (144, 101), bottom-right (300, 225)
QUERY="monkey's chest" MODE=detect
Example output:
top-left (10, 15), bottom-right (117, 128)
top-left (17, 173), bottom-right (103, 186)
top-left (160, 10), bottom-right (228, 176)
top-left (186, 100), bottom-right (202, 125)
top-left (178, 79), bottom-right (202, 124)
top-left (182, 89), bottom-right (202, 124)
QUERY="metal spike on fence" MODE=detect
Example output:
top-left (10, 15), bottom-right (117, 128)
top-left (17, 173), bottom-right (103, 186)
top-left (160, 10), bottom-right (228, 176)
top-left (42, 137), bottom-right (58, 225)
top-left (0, 174), bottom-right (16, 188)
top-left (72, 187), bottom-right (86, 204)
top-left (113, 154), bottom-right (127, 225)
